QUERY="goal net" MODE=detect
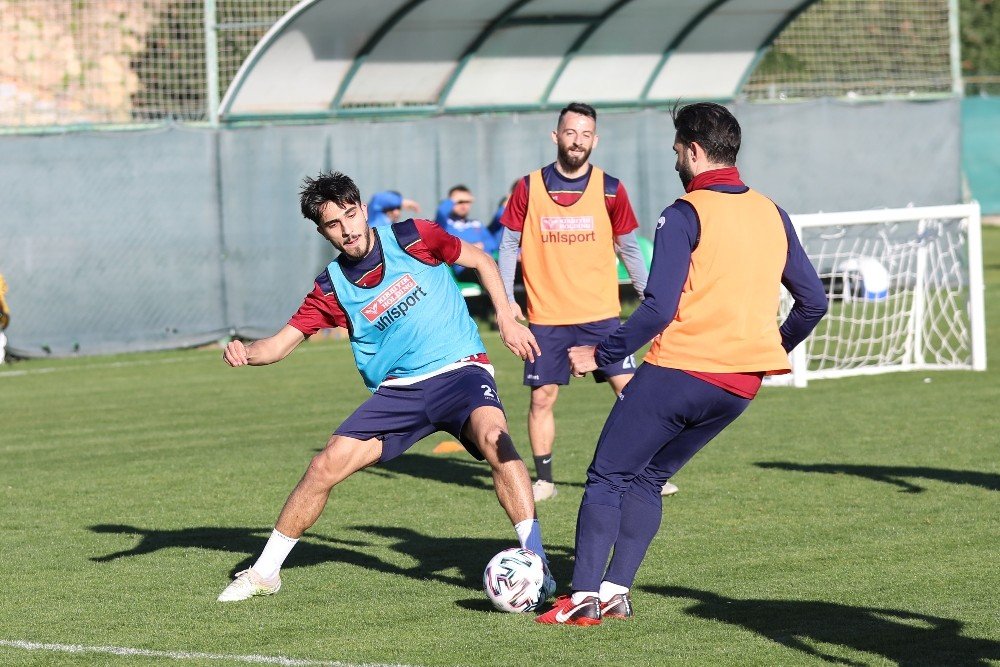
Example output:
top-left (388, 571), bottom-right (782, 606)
top-left (775, 203), bottom-right (986, 387)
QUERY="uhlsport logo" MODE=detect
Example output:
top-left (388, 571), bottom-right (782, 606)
top-left (360, 274), bottom-right (428, 331)
top-left (539, 215), bottom-right (596, 245)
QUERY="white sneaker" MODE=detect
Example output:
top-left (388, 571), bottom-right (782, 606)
top-left (661, 481), bottom-right (679, 496)
top-left (532, 479), bottom-right (558, 501)
top-left (217, 568), bottom-right (281, 602)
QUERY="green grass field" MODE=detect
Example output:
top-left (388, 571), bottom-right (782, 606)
top-left (2, 230), bottom-right (998, 667)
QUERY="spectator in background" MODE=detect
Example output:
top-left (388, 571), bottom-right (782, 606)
top-left (436, 185), bottom-right (499, 280)
top-left (367, 190), bottom-right (421, 228)
top-left (435, 185), bottom-right (499, 255)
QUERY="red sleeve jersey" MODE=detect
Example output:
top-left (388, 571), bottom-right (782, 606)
top-left (288, 219), bottom-right (462, 336)
top-left (401, 218), bottom-right (462, 265)
top-left (500, 167), bottom-right (639, 236)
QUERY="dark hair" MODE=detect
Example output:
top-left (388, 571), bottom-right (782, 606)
top-left (448, 184), bottom-right (471, 197)
top-left (299, 171), bottom-right (362, 224)
top-left (558, 102), bottom-right (597, 126)
top-left (671, 102), bottom-right (740, 166)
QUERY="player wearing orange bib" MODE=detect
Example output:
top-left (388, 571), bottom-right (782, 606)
top-left (498, 102), bottom-right (658, 501)
top-left (536, 102), bottom-right (827, 625)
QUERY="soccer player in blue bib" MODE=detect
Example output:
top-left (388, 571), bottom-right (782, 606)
top-left (218, 171), bottom-right (555, 603)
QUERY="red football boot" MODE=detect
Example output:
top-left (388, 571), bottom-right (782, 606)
top-left (535, 595), bottom-right (602, 626)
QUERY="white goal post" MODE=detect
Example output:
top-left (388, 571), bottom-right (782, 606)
top-left (774, 202), bottom-right (986, 388)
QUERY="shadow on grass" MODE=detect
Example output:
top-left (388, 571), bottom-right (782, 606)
top-left (351, 525), bottom-right (573, 590)
top-left (756, 462), bottom-right (1000, 494)
top-left (359, 451), bottom-right (585, 492)
top-left (646, 586), bottom-right (1000, 666)
top-left (89, 524), bottom-right (378, 576)
top-left (364, 452), bottom-right (496, 490)
top-left (455, 597), bottom-right (502, 614)
top-left (89, 523), bottom-right (572, 592)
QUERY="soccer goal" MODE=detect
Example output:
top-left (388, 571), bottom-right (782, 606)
top-left (775, 202), bottom-right (986, 387)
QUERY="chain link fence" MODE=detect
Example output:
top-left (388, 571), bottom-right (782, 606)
top-left (742, 0), bottom-right (956, 100)
top-left (0, 0), bottom-right (976, 129)
top-left (0, 0), bottom-right (297, 127)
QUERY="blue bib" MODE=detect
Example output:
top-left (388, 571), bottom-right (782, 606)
top-left (329, 226), bottom-right (485, 392)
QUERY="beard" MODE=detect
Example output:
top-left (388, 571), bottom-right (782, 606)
top-left (339, 228), bottom-right (373, 259)
top-left (557, 142), bottom-right (592, 171)
top-left (677, 160), bottom-right (695, 188)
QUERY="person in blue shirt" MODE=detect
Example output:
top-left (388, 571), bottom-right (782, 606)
top-left (367, 190), bottom-right (421, 228)
top-left (435, 185), bottom-right (500, 254)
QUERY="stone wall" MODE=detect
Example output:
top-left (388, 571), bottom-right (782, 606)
top-left (0, 1), bottom-right (159, 126)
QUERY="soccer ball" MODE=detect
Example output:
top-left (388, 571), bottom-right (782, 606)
top-left (483, 547), bottom-right (545, 613)
top-left (840, 257), bottom-right (890, 301)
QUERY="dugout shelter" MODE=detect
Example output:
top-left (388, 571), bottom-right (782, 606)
top-left (220, 0), bottom-right (822, 120)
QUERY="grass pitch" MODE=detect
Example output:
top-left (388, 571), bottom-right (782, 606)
top-left (1, 230), bottom-right (998, 666)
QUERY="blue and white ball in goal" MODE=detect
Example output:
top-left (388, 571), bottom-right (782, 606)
top-left (483, 547), bottom-right (545, 613)
top-left (840, 257), bottom-right (890, 301)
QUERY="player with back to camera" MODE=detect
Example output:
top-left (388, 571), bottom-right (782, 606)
top-left (498, 102), bottom-right (679, 501)
top-left (217, 171), bottom-right (555, 603)
top-left (536, 102), bottom-right (828, 625)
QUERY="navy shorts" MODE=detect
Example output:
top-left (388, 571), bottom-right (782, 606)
top-left (524, 317), bottom-right (636, 387)
top-left (334, 365), bottom-right (503, 462)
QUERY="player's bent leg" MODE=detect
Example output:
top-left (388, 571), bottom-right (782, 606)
top-left (218, 434), bottom-right (381, 603)
top-left (607, 370), bottom-right (681, 495)
top-left (275, 434), bottom-right (383, 538)
top-left (464, 406), bottom-right (533, 524)
top-left (599, 384), bottom-right (750, 603)
top-left (571, 366), bottom-right (681, 594)
top-left (465, 406), bottom-right (556, 598)
top-left (528, 384), bottom-right (559, 500)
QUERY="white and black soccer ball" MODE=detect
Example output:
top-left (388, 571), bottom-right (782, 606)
top-left (483, 547), bottom-right (545, 613)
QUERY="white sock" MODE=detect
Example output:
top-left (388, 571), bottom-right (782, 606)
top-left (599, 580), bottom-right (630, 602)
top-left (251, 529), bottom-right (298, 581)
top-left (513, 519), bottom-right (547, 563)
top-left (571, 591), bottom-right (599, 604)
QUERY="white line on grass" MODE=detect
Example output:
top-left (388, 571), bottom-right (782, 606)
top-left (0, 341), bottom-right (336, 378)
top-left (0, 356), bottom-right (191, 377)
top-left (0, 639), bottom-right (422, 667)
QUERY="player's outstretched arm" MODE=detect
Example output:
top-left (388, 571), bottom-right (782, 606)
top-left (455, 241), bottom-right (540, 362)
top-left (223, 325), bottom-right (306, 367)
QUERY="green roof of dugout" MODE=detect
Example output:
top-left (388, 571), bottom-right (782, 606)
top-left (219, 0), bottom-right (819, 122)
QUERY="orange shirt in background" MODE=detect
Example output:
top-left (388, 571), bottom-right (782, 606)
top-left (520, 167), bottom-right (620, 325)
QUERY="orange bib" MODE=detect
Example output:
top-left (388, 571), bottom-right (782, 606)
top-left (520, 167), bottom-right (619, 325)
top-left (645, 188), bottom-right (791, 375)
